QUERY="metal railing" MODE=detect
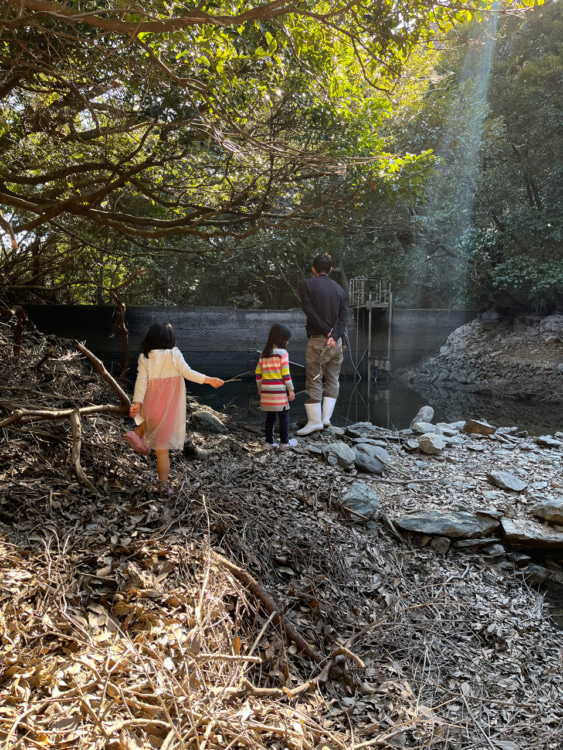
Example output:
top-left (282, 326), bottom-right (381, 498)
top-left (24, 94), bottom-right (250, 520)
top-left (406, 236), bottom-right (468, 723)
top-left (349, 277), bottom-right (392, 307)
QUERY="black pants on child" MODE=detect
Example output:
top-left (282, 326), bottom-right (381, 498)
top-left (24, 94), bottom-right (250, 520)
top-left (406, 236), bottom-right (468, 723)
top-left (265, 409), bottom-right (289, 445)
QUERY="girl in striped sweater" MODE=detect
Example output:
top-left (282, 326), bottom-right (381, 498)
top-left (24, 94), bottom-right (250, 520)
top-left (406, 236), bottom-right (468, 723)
top-left (255, 323), bottom-right (297, 450)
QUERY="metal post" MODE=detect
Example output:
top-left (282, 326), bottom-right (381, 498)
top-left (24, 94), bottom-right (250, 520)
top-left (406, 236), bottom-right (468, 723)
top-left (387, 289), bottom-right (393, 370)
top-left (355, 301), bottom-right (359, 382)
top-left (367, 292), bottom-right (372, 419)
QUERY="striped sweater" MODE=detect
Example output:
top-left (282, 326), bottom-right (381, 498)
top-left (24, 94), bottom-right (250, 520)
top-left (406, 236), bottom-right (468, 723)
top-left (255, 348), bottom-right (294, 412)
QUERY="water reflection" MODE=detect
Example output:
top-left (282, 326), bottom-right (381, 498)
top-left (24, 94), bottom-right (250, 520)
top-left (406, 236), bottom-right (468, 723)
top-left (189, 375), bottom-right (562, 436)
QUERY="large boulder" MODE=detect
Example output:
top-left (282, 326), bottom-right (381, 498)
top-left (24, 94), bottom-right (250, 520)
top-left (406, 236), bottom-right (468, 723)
top-left (395, 510), bottom-right (500, 539)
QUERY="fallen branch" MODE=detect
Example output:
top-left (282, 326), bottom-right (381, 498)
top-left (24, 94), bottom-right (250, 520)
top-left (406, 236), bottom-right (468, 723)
top-left (76, 342), bottom-right (130, 407)
top-left (195, 653), bottom-right (262, 663)
top-left (70, 410), bottom-right (99, 494)
top-left (214, 642), bottom-right (366, 701)
top-left (0, 403), bottom-right (126, 428)
top-left (212, 551), bottom-right (324, 664)
top-left (34, 345), bottom-right (54, 371)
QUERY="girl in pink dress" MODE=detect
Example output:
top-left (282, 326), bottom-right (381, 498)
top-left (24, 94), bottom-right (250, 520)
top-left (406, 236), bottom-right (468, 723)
top-left (124, 322), bottom-right (223, 494)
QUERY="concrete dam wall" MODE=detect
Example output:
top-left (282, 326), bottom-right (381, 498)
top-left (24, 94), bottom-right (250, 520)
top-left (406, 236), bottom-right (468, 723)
top-left (23, 305), bottom-right (478, 380)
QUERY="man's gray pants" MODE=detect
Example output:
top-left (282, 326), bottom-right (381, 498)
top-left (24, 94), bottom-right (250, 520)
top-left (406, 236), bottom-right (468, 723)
top-left (304, 337), bottom-right (343, 403)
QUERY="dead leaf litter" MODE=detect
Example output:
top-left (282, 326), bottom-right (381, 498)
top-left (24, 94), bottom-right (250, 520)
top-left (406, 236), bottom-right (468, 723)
top-left (0, 322), bottom-right (562, 750)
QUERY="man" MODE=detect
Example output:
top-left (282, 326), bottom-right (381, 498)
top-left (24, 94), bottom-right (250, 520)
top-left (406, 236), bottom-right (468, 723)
top-left (297, 253), bottom-right (348, 435)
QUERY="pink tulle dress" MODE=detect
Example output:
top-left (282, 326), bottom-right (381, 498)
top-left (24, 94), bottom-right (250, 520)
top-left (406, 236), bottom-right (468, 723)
top-left (132, 348), bottom-right (206, 450)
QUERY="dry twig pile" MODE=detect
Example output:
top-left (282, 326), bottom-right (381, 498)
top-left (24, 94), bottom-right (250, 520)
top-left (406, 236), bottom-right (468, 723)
top-left (0, 321), bottom-right (562, 749)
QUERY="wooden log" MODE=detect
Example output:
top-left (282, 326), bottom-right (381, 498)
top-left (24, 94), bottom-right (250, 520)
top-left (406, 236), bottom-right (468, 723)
top-left (70, 410), bottom-right (99, 494)
top-left (76, 342), bottom-right (130, 407)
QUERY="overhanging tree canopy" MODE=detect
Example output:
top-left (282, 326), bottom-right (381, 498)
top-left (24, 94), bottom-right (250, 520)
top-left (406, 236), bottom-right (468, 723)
top-left (0, 0), bottom-right (540, 301)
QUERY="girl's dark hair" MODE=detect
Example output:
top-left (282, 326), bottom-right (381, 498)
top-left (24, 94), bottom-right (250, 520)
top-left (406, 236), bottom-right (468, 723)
top-left (262, 323), bottom-right (291, 359)
top-left (140, 322), bottom-right (176, 357)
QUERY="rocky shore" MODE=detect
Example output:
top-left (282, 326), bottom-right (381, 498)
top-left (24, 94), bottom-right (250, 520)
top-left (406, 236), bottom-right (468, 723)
top-left (395, 311), bottom-right (563, 404)
top-left (1, 318), bottom-right (563, 750)
top-left (318, 408), bottom-right (563, 595)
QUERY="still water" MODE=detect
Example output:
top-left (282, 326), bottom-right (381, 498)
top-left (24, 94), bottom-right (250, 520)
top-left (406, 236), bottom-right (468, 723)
top-left (189, 370), bottom-right (563, 436)
top-left (22, 303), bottom-right (561, 436)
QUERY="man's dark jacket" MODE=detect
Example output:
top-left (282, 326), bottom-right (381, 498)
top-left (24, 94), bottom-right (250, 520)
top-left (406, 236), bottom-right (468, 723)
top-left (299, 274), bottom-right (348, 341)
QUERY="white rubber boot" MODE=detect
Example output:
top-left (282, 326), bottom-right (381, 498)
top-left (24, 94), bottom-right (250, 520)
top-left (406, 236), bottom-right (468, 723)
top-left (296, 403), bottom-right (324, 436)
top-left (321, 397), bottom-right (337, 427)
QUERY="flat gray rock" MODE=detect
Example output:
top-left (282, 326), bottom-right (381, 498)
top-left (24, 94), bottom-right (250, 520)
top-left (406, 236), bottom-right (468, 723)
top-left (345, 422), bottom-right (375, 438)
top-left (536, 435), bottom-right (563, 449)
top-left (463, 419), bottom-right (496, 435)
top-left (353, 443), bottom-right (390, 474)
top-left (352, 437), bottom-right (388, 447)
top-left (322, 441), bottom-right (356, 470)
top-left (342, 482), bottom-right (379, 520)
top-left (501, 518), bottom-right (563, 549)
top-left (476, 508), bottom-right (504, 521)
top-left (412, 421), bottom-right (441, 435)
top-left (453, 537), bottom-right (502, 549)
top-left (487, 471), bottom-right (527, 492)
top-left (191, 410), bottom-right (228, 434)
top-left (305, 444), bottom-right (323, 455)
top-left (530, 499), bottom-right (563, 525)
top-left (395, 510), bottom-right (500, 539)
top-left (436, 421), bottom-right (464, 434)
top-left (327, 425), bottom-right (346, 436)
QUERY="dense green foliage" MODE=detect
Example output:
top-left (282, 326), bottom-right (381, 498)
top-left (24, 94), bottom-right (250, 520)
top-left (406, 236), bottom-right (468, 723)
top-left (0, 0), bottom-right (554, 310)
top-left (343, 0), bottom-right (562, 311)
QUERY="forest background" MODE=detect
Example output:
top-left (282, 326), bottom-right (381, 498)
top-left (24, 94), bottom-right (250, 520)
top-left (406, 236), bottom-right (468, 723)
top-left (0, 0), bottom-right (561, 314)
